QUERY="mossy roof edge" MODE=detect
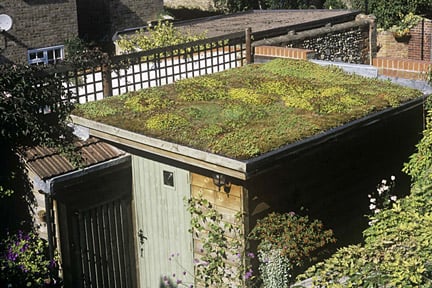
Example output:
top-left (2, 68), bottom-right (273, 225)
top-left (71, 97), bottom-right (424, 180)
top-left (72, 59), bottom-right (424, 161)
top-left (244, 97), bottom-right (425, 176)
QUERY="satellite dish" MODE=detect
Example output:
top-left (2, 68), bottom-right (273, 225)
top-left (0, 14), bottom-right (13, 32)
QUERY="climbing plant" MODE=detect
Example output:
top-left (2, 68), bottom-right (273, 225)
top-left (185, 195), bottom-right (253, 287)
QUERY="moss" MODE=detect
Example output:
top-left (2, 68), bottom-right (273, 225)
top-left (145, 113), bottom-right (189, 132)
top-left (73, 58), bottom-right (423, 160)
top-left (124, 89), bottom-right (172, 112)
top-left (176, 76), bottom-right (227, 101)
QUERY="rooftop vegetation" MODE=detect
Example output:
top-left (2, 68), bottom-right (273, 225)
top-left (72, 58), bottom-right (423, 160)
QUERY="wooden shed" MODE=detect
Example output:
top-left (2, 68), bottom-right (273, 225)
top-left (68, 58), bottom-right (427, 287)
top-left (22, 138), bottom-right (136, 287)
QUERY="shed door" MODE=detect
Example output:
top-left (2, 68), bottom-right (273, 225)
top-left (132, 156), bottom-right (194, 288)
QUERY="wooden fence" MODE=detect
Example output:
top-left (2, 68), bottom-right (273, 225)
top-left (56, 31), bottom-right (250, 104)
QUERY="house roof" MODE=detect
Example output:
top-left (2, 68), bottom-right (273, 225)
top-left (173, 9), bottom-right (359, 38)
top-left (21, 137), bottom-right (126, 180)
top-left (114, 9), bottom-right (360, 40)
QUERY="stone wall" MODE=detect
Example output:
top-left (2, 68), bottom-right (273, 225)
top-left (0, 0), bottom-right (79, 64)
top-left (288, 25), bottom-right (368, 63)
top-left (252, 15), bottom-right (375, 64)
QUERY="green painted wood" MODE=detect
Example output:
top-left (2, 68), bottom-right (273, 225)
top-left (132, 156), bottom-right (194, 288)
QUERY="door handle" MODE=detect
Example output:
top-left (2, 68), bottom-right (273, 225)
top-left (138, 229), bottom-right (147, 257)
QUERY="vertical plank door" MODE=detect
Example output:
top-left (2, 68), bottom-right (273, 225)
top-left (132, 156), bottom-right (194, 288)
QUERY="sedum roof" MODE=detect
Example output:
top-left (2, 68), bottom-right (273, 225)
top-left (72, 59), bottom-right (423, 160)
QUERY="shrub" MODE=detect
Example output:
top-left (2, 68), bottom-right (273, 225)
top-left (117, 21), bottom-right (207, 54)
top-left (368, 0), bottom-right (431, 30)
top-left (298, 108), bottom-right (432, 286)
top-left (249, 212), bottom-right (336, 286)
top-left (0, 231), bottom-right (60, 287)
top-left (298, 182), bottom-right (432, 287)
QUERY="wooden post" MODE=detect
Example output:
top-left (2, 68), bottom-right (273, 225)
top-left (102, 53), bottom-right (112, 98)
top-left (245, 27), bottom-right (252, 64)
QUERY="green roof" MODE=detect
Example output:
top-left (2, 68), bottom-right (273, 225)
top-left (72, 59), bottom-right (423, 160)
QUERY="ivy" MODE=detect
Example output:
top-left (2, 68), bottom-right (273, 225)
top-left (0, 64), bottom-right (75, 199)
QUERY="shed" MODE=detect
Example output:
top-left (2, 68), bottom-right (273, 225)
top-left (22, 137), bottom-right (136, 288)
top-left (69, 58), bottom-right (427, 287)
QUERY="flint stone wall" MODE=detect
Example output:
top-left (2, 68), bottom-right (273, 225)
top-left (253, 15), bottom-right (375, 64)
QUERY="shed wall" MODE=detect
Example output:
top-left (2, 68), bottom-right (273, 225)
top-left (247, 100), bottom-right (424, 248)
top-left (190, 173), bottom-right (247, 286)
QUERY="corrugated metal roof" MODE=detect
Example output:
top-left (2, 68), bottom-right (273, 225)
top-left (21, 138), bottom-right (126, 180)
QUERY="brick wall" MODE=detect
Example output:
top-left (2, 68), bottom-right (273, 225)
top-left (254, 46), bottom-right (430, 81)
top-left (254, 46), bottom-right (315, 62)
top-left (376, 31), bottom-right (409, 59)
top-left (0, 0), bottom-right (79, 64)
top-left (377, 18), bottom-right (432, 61)
top-left (77, 0), bottom-right (164, 43)
top-left (408, 18), bottom-right (432, 61)
top-left (373, 57), bottom-right (431, 80)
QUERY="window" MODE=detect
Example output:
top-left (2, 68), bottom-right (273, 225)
top-left (28, 45), bottom-right (64, 65)
top-left (163, 170), bottom-right (174, 187)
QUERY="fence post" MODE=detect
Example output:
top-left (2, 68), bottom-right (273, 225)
top-left (245, 27), bottom-right (252, 64)
top-left (102, 53), bottom-right (113, 98)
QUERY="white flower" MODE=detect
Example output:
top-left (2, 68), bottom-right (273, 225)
top-left (370, 198), bottom-right (376, 203)
top-left (381, 179), bottom-right (387, 185)
top-left (369, 204), bottom-right (376, 210)
top-left (374, 209), bottom-right (381, 214)
top-left (368, 194), bottom-right (372, 198)
top-left (368, 219), bottom-right (378, 226)
top-left (390, 195), bottom-right (397, 201)
top-left (391, 175), bottom-right (396, 181)
top-left (377, 187), bottom-right (384, 195)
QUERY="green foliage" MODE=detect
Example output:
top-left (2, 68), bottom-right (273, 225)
top-left (299, 110), bottom-right (432, 287)
top-left (0, 231), bottom-right (60, 287)
top-left (0, 64), bottom-right (73, 148)
top-left (403, 109), bottom-right (432, 184)
top-left (176, 76), bottom-right (227, 101)
top-left (249, 212), bottom-right (336, 286)
top-left (117, 21), bottom-right (207, 53)
top-left (145, 113), bottom-right (190, 132)
top-left (389, 13), bottom-right (422, 38)
top-left (368, 0), bottom-right (431, 30)
top-left (257, 248), bottom-right (292, 288)
top-left (124, 89), bottom-right (172, 112)
top-left (64, 37), bottom-right (107, 68)
top-left (187, 195), bottom-right (251, 287)
top-left (299, 184), bottom-right (432, 287)
top-left (73, 58), bottom-right (423, 160)
top-left (428, 65), bottom-right (432, 85)
top-left (0, 64), bottom-right (75, 200)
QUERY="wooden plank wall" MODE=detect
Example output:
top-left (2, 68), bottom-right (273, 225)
top-left (190, 173), bottom-right (245, 283)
